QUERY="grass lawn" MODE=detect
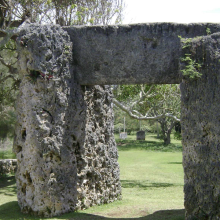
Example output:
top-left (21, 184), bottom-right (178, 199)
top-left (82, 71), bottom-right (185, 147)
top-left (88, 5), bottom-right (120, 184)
top-left (0, 139), bottom-right (16, 159)
top-left (0, 133), bottom-right (184, 220)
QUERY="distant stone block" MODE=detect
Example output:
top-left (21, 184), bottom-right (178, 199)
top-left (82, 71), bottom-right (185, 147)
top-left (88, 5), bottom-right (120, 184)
top-left (120, 132), bottom-right (127, 139)
top-left (136, 131), bottom-right (145, 140)
top-left (0, 159), bottom-right (17, 175)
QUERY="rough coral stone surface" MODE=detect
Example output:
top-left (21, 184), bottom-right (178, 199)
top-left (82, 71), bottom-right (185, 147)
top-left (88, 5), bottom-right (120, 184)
top-left (76, 85), bottom-right (121, 209)
top-left (14, 24), bottom-right (78, 216)
top-left (181, 33), bottom-right (220, 220)
top-left (14, 24), bottom-right (121, 217)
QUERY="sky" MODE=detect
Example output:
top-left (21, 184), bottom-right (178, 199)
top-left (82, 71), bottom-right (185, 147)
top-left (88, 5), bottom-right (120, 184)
top-left (123, 0), bottom-right (220, 24)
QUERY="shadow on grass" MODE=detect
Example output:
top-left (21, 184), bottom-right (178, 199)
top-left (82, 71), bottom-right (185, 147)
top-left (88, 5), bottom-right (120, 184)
top-left (167, 162), bottom-right (182, 165)
top-left (137, 209), bottom-right (185, 220)
top-left (0, 201), bottom-right (185, 220)
top-left (0, 175), bottom-right (16, 188)
top-left (116, 140), bottom-right (182, 152)
top-left (61, 209), bottom-right (185, 220)
top-left (121, 180), bottom-right (178, 189)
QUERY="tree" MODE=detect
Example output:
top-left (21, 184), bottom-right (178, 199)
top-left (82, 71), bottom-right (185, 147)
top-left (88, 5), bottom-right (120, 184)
top-left (51, 0), bottom-right (123, 26)
top-left (114, 106), bottom-right (150, 134)
top-left (113, 84), bottom-right (181, 145)
top-left (0, 0), bottom-right (124, 141)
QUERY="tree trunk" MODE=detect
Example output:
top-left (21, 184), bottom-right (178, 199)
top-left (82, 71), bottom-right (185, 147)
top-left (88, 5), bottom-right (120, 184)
top-left (159, 120), bottom-right (175, 145)
top-left (163, 131), bottom-right (171, 145)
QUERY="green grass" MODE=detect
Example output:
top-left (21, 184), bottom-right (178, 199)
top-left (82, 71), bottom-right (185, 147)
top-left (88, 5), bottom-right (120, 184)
top-left (0, 139), bottom-right (16, 159)
top-left (0, 150), bottom-right (16, 159)
top-left (115, 133), bottom-right (182, 152)
top-left (0, 134), bottom-right (184, 220)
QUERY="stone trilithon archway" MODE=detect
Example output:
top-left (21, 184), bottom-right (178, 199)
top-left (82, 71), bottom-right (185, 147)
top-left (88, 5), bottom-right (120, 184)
top-left (14, 23), bottom-right (220, 219)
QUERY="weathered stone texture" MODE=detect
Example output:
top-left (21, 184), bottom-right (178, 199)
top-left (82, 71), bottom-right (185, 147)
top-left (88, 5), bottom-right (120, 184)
top-left (14, 24), bottom-right (78, 216)
top-left (76, 85), bottom-right (121, 209)
top-left (181, 33), bottom-right (220, 220)
top-left (64, 23), bottom-right (220, 85)
top-left (14, 24), bottom-right (121, 217)
top-left (0, 159), bottom-right (17, 175)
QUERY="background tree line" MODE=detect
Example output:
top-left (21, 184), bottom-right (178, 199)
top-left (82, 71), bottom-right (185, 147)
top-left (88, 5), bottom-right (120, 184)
top-left (113, 84), bottom-right (181, 145)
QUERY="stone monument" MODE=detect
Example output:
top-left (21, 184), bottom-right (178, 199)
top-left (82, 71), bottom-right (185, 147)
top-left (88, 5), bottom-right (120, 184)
top-left (14, 22), bottom-right (220, 219)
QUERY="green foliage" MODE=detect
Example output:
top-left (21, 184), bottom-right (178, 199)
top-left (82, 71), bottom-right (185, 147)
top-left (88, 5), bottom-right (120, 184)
top-left (174, 131), bottom-right (182, 140)
top-left (181, 54), bottom-right (202, 78)
top-left (114, 106), bottom-right (150, 134)
top-left (114, 84), bottom-right (181, 144)
top-left (178, 36), bottom-right (192, 49)
top-left (0, 39), bottom-right (18, 141)
top-left (113, 84), bottom-right (143, 101)
top-left (27, 70), bottom-right (41, 82)
top-left (206, 27), bottom-right (211, 35)
top-left (44, 0), bottom-right (124, 26)
top-left (0, 110), bottom-right (16, 140)
top-left (150, 121), bottom-right (161, 134)
top-left (0, 0), bottom-right (124, 143)
top-left (114, 123), bottom-right (124, 133)
top-left (179, 36), bottom-right (202, 79)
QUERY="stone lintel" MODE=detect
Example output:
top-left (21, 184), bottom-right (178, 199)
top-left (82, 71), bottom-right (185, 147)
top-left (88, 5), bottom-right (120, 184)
top-left (64, 23), bottom-right (220, 85)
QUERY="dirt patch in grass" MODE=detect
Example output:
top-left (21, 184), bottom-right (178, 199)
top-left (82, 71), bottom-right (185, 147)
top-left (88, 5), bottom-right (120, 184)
top-left (94, 206), bottom-right (150, 218)
top-left (92, 208), bottom-right (184, 219)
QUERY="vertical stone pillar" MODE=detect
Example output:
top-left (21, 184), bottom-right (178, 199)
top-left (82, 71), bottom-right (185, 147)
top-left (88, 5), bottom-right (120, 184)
top-left (14, 24), bottom-right (79, 217)
top-left (14, 24), bottom-right (121, 217)
top-left (76, 85), bottom-right (121, 209)
top-left (181, 33), bottom-right (220, 219)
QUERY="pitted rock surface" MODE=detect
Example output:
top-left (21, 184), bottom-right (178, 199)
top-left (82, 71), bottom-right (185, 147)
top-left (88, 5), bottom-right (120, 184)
top-left (181, 33), bottom-right (220, 220)
top-left (76, 85), bottom-right (121, 209)
top-left (14, 24), bottom-right (121, 217)
top-left (14, 24), bottom-right (78, 216)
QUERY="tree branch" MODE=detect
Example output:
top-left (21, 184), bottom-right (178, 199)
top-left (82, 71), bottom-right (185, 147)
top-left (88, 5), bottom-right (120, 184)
top-left (113, 98), bottom-right (180, 122)
top-left (0, 28), bottom-right (18, 48)
top-left (130, 85), bottom-right (155, 108)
